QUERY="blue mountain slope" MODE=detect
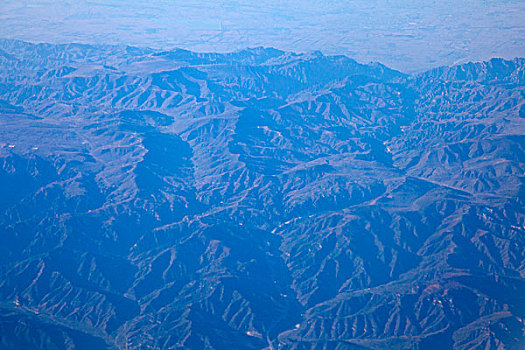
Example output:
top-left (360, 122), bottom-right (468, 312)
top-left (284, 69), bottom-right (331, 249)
top-left (0, 41), bottom-right (524, 349)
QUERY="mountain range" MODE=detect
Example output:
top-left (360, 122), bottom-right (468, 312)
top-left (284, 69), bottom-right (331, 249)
top-left (0, 40), bottom-right (524, 349)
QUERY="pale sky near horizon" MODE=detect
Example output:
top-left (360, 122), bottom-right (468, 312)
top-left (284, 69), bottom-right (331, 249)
top-left (1, 0), bottom-right (524, 72)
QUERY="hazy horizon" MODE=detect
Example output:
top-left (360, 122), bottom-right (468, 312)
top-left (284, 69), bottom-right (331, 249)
top-left (1, 0), bottom-right (524, 72)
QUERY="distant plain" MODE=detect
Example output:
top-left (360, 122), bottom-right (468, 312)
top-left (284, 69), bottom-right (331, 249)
top-left (1, 0), bottom-right (524, 72)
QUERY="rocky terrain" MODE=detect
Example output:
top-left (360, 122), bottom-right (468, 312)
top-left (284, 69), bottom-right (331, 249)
top-left (0, 40), bottom-right (524, 349)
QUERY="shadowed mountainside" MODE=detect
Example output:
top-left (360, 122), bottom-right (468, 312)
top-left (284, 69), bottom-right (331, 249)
top-left (0, 40), bottom-right (524, 349)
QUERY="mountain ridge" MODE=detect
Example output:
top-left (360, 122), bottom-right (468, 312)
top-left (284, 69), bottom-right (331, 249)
top-left (0, 40), bottom-right (524, 349)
